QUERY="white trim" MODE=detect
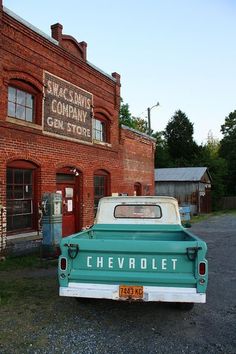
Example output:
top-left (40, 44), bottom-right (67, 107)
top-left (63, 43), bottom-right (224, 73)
top-left (59, 283), bottom-right (206, 303)
top-left (6, 117), bottom-right (43, 130)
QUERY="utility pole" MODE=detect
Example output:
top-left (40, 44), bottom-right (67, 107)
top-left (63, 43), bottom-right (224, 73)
top-left (147, 102), bottom-right (160, 135)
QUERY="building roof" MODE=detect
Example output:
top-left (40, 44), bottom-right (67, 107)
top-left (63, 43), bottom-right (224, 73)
top-left (155, 167), bottom-right (212, 182)
top-left (3, 6), bottom-right (116, 82)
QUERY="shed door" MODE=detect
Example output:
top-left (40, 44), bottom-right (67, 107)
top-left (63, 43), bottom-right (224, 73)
top-left (200, 188), bottom-right (211, 213)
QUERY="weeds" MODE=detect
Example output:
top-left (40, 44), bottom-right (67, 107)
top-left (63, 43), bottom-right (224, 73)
top-left (0, 253), bottom-right (57, 271)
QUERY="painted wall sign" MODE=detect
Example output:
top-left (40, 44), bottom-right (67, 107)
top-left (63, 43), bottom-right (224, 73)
top-left (43, 72), bottom-right (93, 143)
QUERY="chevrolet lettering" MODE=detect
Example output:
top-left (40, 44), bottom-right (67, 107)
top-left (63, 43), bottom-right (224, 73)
top-left (58, 196), bottom-right (208, 310)
top-left (86, 256), bottom-right (178, 271)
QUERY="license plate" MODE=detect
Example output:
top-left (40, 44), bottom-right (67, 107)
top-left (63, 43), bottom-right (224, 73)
top-left (119, 285), bottom-right (143, 299)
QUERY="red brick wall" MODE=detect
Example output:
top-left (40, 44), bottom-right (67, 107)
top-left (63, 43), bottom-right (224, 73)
top-left (120, 127), bottom-right (155, 196)
top-left (0, 6), bottom-right (155, 233)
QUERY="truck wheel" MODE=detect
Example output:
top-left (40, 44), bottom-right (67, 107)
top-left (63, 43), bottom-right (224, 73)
top-left (175, 302), bottom-right (194, 311)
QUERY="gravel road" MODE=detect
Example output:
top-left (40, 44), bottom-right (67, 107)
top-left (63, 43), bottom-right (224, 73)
top-left (0, 214), bottom-right (236, 354)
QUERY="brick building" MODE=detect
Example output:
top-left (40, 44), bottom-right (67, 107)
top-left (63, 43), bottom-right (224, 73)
top-left (0, 2), bottom-right (155, 248)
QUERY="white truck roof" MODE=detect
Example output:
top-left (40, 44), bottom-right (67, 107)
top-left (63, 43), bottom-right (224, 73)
top-left (95, 196), bottom-right (181, 225)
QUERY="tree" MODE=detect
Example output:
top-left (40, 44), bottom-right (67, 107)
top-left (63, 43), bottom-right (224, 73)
top-left (164, 110), bottom-right (199, 166)
top-left (152, 131), bottom-right (172, 168)
top-left (119, 99), bottom-right (150, 134)
top-left (119, 98), bottom-right (135, 128)
top-left (132, 117), bottom-right (149, 134)
top-left (197, 133), bottom-right (227, 209)
top-left (219, 110), bottom-right (236, 195)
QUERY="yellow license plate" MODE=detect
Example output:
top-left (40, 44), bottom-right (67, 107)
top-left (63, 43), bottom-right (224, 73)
top-left (119, 285), bottom-right (144, 299)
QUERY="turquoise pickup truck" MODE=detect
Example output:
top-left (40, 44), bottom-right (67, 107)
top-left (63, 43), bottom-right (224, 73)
top-left (58, 196), bottom-right (208, 309)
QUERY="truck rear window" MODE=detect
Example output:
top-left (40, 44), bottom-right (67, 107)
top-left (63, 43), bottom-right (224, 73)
top-left (114, 204), bottom-right (162, 219)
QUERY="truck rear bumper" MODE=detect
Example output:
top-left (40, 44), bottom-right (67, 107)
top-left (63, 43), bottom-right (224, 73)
top-left (59, 283), bottom-right (206, 303)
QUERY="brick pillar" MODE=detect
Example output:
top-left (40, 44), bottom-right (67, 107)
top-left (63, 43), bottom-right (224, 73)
top-left (112, 72), bottom-right (121, 110)
top-left (51, 23), bottom-right (63, 42)
top-left (79, 41), bottom-right (87, 60)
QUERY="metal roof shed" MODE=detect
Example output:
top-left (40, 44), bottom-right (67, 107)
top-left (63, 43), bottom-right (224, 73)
top-left (155, 167), bottom-right (212, 214)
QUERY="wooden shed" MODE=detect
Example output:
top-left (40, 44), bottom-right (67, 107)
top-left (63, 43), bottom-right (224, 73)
top-left (155, 167), bottom-right (212, 214)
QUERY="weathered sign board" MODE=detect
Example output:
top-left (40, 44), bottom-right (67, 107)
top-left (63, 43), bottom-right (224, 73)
top-left (43, 72), bottom-right (93, 143)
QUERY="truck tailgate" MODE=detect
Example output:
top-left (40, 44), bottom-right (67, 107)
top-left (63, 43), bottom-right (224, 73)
top-left (61, 238), bottom-right (206, 289)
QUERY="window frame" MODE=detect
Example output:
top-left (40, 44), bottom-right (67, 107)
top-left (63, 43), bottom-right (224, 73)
top-left (8, 86), bottom-right (34, 123)
top-left (114, 204), bottom-right (162, 219)
top-left (6, 160), bottom-right (38, 235)
top-left (92, 116), bottom-right (110, 143)
top-left (7, 80), bottom-right (41, 125)
top-left (94, 170), bottom-right (110, 214)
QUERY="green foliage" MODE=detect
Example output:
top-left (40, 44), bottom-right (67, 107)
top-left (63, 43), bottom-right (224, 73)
top-left (119, 98), bottom-right (136, 129)
top-left (155, 110), bottom-right (199, 167)
top-left (197, 136), bottom-right (227, 210)
top-left (152, 131), bottom-right (172, 168)
top-left (0, 254), bottom-right (57, 271)
top-left (132, 117), bottom-right (149, 134)
top-left (153, 114), bottom-right (227, 210)
top-left (119, 99), bottom-right (150, 134)
top-left (119, 99), bottom-right (233, 201)
top-left (164, 110), bottom-right (199, 165)
top-left (221, 111), bottom-right (236, 136)
top-left (219, 110), bottom-right (236, 195)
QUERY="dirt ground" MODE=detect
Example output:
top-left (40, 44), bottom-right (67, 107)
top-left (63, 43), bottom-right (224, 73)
top-left (0, 213), bottom-right (236, 354)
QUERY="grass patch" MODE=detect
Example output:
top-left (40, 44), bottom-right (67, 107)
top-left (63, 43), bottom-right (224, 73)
top-left (0, 253), bottom-right (57, 271)
top-left (190, 209), bottom-right (236, 224)
top-left (0, 277), bottom-right (57, 306)
top-left (0, 275), bottom-right (59, 353)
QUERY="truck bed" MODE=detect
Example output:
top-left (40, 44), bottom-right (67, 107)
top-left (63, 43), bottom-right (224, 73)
top-left (59, 223), bottom-right (206, 292)
top-left (73, 224), bottom-right (198, 242)
top-left (59, 197), bottom-right (208, 304)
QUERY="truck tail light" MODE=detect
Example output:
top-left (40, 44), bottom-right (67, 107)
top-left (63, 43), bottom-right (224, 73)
top-left (199, 262), bottom-right (206, 276)
top-left (60, 257), bottom-right (67, 271)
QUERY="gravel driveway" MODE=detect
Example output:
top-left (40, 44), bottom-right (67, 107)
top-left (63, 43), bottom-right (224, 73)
top-left (0, 214), bottom-right (236, 354)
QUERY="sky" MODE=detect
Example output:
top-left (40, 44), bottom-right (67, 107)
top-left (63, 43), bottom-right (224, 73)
top-left (3, 0), bottom-right (236, 144)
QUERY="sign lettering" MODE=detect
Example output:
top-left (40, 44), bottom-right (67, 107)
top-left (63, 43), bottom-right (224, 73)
top-left (86, 256), bottom-right (178, 271)
top-left (43, 72), bottom-right (93, 143)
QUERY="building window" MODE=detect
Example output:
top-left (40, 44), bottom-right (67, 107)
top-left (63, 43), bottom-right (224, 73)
top-left (7, 168), bottom-right (34, 232)
top-left (6, 160), bottom-right (38, 234)
top-left (8, 86), bottom-right (34, 122)
top-left (94, 170), bottom-right (109, 214)
top-left (92, 118), bottom-right (107, 142)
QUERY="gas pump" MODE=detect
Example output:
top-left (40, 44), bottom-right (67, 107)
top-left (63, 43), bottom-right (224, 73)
top-left (41, 192), bottom-right (62, 257)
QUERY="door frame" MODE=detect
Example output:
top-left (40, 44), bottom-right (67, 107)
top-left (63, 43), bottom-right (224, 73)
top-left (56, 167), bottom-right (82, 234)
